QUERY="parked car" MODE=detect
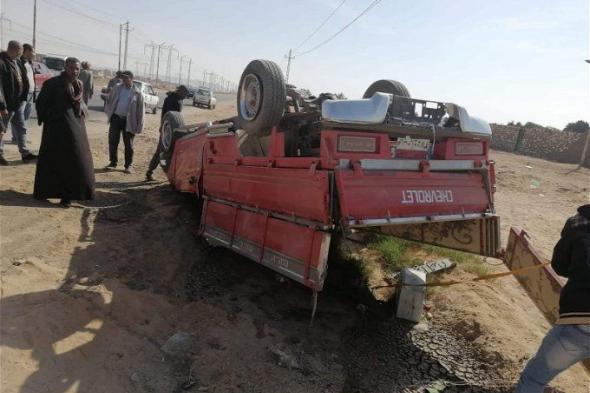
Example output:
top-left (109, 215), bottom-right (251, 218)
top-left (100, 79), bottom-right (160, 114)
top-left (42, 55), bottom-right (66, 73)
top-left (32, 61), bottom-right (53, 90)
top-left (187, 88), bottom-right (197, 98)
top-left (193, 87), bottom-right (216, 109)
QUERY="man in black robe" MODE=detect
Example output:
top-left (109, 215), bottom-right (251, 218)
top-left (33, 57), bottom-right (95, 207)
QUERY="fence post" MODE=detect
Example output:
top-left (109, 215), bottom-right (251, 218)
top-left (578, 128), bottom-right (590, 169)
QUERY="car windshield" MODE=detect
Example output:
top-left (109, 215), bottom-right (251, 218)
top-left (133, 81), bottom-right (142, 90)
top-left (44, 58), bottom-right (65, 71)
top-left (198, 89), bottom-right (211, 96)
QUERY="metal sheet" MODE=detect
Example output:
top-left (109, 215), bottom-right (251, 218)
top-left (504, 227), bottom-right (564, 322)
top-left (200, 200), bottom-right (331, 290)
top-left (336, 168), bottom-right (491, 224)
top-left (204, 164), bottom-right (331, 224)
top-left (378, 216), bottom-right (501, 257)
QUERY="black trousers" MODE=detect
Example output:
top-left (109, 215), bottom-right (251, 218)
top-left (147, 138), bottom-right (164, 174)
top-left (108, 114), bottom-right (135, 167)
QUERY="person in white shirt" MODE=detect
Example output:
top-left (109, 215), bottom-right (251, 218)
top-left (103, 70), bottom-right (144, 173)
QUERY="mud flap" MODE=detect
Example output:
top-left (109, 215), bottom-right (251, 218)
top-left (504, 227), bottom-right (564, 323)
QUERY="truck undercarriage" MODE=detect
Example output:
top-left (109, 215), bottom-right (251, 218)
top-left (160, 59), bottom-right (504, 294)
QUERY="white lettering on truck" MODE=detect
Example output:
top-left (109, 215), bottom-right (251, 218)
top-left (401, 190), bottom-right (454, 204)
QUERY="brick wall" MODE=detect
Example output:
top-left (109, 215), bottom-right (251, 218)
top-left (490, 124), bottom-right (590, 167)
top-left (490, 124), bottom-right (520, 152)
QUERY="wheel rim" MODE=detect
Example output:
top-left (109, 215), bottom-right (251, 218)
top-left (239, 73), bottom-right (262, 121)
top-left (161, 121), bottom-right (173, 150)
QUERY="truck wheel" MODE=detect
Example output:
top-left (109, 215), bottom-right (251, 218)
top-left (237, 59), bottom-right (286, 137)
top-left (160, 111), bottom-right (186, 171)
top-left (363, 79), bottom-right (410, 98)
top-left (152, 106), bottom-right (158, 115)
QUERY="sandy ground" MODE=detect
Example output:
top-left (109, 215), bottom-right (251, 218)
top-left (1, 96), bottom-right (589, 393)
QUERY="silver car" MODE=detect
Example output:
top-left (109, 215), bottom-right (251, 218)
top-left (193, 87), bottom-right (216, 109)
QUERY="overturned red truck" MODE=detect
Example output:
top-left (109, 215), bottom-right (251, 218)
top-left (160, 59), bottom-right (504, 294)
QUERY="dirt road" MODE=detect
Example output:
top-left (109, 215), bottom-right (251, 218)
top-left (1, 96), bottom-right (588, 393)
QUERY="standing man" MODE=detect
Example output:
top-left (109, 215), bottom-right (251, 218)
top-left (516, 204), bottom-right (590, 392)
top-left (78, 61), bottom-right (94, 105)
top-left (0, 40), bottom-right (37, 165)
top-left (145, 84), bottom-right (188, 181)
top-left (34, 57), bottom-right (95, 207)
top-left (20, 44), bottom-right (36, 122)
top-left (104, 70), bottom-right (144, 173)
top-left (11, 43), bottom-right (35, 143)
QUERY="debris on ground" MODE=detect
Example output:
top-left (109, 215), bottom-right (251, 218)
top-left (162, 332), bottom-right (200, 358)
top-left (269, 344), bottom-right (301, 370)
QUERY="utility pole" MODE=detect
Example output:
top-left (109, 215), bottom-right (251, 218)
top-left (0, 0), bottom-right (3, 49)
top-left (144, 42), bottom-right (156, 82)
top-left (118, 23), bottom-right (123, 70)
top-left (155, 42), bottom-right (167, 85)
top-left (179, 55), bottom-right (189, 84)
top-left (186, 57), bottom-right (192, 87)
top-left (32, 0), bottom-right (37, 48)
top-left (202, 70), bottom-right (207, 87)
top-left (123, 20), bottom-right (130, 70)
top-left (165, 45), bottom-right (178, 84)
top-left (285, 49), bottom-right (294, 83)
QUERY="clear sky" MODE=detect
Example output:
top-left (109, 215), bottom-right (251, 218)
top-left (1, 0), bottom-right (588, 128)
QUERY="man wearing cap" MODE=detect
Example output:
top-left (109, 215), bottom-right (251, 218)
top-left (104, 70), bottom-right (144, 173)
top-left (145, 85), bottom-right (188, 181)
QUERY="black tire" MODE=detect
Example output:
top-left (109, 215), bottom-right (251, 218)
top-left (160, 111), bottom-right (186, 171)
top-left (237, 59), bottom-right (286, 137)
top-left (363, 79), bottom-right (410, 99)
top-left (152, 106), bottom-right (158, 115)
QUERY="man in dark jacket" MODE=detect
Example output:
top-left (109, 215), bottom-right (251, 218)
top-left (0, 40), bottom-right (37, 165)
top-left (145, 85), bottom-right (188, 181)
top-left (516, 204), bottom-right (590, 392)
top-left (33, 57), bottom-right (95, 207)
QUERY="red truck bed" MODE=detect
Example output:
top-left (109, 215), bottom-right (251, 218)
top-left (165, 120), bottom-right (500, 291)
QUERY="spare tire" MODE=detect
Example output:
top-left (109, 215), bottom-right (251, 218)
top-left (160, 111), bottom-right (186, 171)
top-left (237, 59), bottom-right (286, 137)
top-left (363, 79), bottom-right (410, 99)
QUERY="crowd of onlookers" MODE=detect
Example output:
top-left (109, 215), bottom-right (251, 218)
top-left (0, 39), bottom-right (190, 206)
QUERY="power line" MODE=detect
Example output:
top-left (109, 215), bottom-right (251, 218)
top-left (9, 20), bottom-right (118, 56)
top-left (295, 0), bottom-right (382, 57)
top-left (55, 0), bottom-right (120, 20)
top-left (39, 0), bottom-right (118, 27)
top-left (294, 0), bottom-right (346, 51)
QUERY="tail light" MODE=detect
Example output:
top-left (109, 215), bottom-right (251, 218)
top-left (455, 141), bottom-right (484, 155)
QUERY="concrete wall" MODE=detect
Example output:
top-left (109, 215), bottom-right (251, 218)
top-left (490, 124), bottom-right (590, 167)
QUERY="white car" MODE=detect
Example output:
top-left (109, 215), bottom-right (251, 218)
top-left (134, 80), bottom-right (159, 114)
top-left (101, 80), bottom-right (159, 114)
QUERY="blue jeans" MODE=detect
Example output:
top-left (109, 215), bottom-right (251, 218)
top-left (516, 324), bottom-right (590, 393)
top-left (0, 107), bottom-right (30, 157)
top-left (23, 92), bottom-right (34, 121)
top-left (10, 93), bottom-right (33, 142)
